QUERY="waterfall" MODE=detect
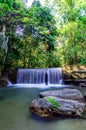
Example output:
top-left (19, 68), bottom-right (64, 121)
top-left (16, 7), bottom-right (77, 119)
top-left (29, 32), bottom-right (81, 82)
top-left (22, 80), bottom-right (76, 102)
top-left (7, 80), bottom-right (12, 86)
top-left (17, 68), bottom-right (63, 85)
top-left (47, 68), bottom-right (62, 84)
top-left (17, 69), bottom-right (46, 84)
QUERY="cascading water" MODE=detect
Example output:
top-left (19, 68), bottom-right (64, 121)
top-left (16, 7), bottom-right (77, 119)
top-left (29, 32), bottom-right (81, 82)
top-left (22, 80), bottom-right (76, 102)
top-left (47, 68), bottom-right (63, 84)
top-left (17, 68), bottom-right (63, 85)
top-left (17, 69), bottom-right (46, 84)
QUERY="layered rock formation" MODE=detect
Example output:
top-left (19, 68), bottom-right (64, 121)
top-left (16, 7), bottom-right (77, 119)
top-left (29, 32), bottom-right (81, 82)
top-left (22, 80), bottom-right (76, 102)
top-left (29, 89), bottom-right (86, 118)
top-left (40, 89), bottom-right (84, 101)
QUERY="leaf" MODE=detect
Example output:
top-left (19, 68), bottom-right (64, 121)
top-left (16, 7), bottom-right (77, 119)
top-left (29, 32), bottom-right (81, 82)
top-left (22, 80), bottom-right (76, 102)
top-left (45, 97), bottom-right (61, 108)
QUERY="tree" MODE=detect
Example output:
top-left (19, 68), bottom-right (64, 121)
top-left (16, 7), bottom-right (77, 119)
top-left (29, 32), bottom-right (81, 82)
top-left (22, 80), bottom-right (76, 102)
top-left (0, 0), bottom-right (27, 68)
top-left (20, 0), bottom-right (58, 67)
top-left (0, 0), bottom-right (58, 69)
top-left (45, 0), bottom-right (86, 65)
top-left (26, 0), bottom-right (57, 51)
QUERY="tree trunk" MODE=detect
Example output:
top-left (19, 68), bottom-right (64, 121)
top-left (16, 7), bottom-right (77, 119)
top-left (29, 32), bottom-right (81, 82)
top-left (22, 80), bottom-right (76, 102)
top-left (74, 54), bottom-right (78, 65)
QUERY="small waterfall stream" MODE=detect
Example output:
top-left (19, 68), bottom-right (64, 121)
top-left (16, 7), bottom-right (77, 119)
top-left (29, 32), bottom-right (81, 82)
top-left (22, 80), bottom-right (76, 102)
top-left (17, 68), bottom-right (63, 85)
top-left (47, 68), bottom-right (62, 84)
top-left (17, 69), bottom-right (46, 84)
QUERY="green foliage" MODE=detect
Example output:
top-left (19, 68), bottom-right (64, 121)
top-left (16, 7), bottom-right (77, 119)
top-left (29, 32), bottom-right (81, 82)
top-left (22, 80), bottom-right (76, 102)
top-left (27, 1), bottom-right (57, 51)
top-left (48, 0), bottom-right (86, 65)
top-left (0, 0), bottom-right (86, 69)
top-left (46, 97), bottom-right (61, 108)
top-left (0, 0), bottom-right (13, 16)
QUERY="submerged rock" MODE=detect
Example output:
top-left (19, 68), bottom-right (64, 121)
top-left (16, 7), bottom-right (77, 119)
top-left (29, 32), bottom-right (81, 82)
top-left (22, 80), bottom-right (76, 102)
top-left (29, 96), bottom-right (86, 118)
top-left (40, 89), bottom-right (84, 101)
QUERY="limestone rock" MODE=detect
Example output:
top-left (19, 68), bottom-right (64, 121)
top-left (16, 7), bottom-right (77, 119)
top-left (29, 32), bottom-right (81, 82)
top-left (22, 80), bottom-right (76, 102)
top-left (29, 96), bottom-right (86, 118)
top-left (40, 89), bottom-right (84, 101)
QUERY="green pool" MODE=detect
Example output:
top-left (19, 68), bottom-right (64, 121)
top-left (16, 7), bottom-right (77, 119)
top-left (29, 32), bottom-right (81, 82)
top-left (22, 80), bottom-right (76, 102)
top-left (0, 87), bottom-right (86, 130)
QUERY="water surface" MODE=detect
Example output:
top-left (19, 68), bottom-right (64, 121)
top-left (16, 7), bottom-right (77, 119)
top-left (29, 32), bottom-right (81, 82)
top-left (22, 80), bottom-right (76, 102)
top-left (0, 87), bottom-right (86, 130)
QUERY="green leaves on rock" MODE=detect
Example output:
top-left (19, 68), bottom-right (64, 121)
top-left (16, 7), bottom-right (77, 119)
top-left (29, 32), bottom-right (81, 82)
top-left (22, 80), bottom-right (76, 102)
top-left (45, 97), bottom-right (61, 108)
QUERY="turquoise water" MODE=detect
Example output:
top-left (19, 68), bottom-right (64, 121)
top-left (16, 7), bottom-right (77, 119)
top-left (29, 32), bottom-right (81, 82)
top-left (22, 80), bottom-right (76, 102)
top-left (0, 87), bottom-right (86, 130)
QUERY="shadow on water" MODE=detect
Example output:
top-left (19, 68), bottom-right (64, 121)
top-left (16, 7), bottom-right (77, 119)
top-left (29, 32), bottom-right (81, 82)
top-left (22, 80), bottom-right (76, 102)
top-left (28, 112), bottom-right (72, 123)
top-left (29, 112), bottom-right (86, 123)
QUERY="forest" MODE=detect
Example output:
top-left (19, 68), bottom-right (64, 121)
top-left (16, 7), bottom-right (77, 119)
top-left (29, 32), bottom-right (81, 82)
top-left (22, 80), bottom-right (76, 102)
top-left (0, 0), bottom-right (86, 70)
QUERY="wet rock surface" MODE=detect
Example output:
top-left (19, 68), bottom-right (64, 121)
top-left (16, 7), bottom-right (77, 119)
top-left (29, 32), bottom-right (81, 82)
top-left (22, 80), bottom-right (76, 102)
top-left (29, 89), bottom-right (86, 118)
top-left (79, 82), bottom-right (86, 87)
top-left (29, 96), bottom-right (86, 118)
top-left (39, 89), bottom-right (84, 101)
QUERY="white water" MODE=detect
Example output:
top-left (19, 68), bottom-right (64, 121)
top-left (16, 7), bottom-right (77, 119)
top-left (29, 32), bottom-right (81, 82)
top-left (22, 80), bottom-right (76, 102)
top-left (17, 68), bottom-right (63, 85)
top-left (7, 80), bottom-right (12, 86)
top-left (17, 69), bottom-right (46, 84)
top-left (47, 68), bottom-right (63, 84)
top-left (11, 83), bottom-right (69, 89)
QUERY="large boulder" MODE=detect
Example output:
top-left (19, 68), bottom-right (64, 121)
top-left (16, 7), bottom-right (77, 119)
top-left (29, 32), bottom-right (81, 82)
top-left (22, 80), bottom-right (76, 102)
top-left (40, 89), bottom-right (84, 101)
top-left (29, 96), bottom-right (86, 118)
